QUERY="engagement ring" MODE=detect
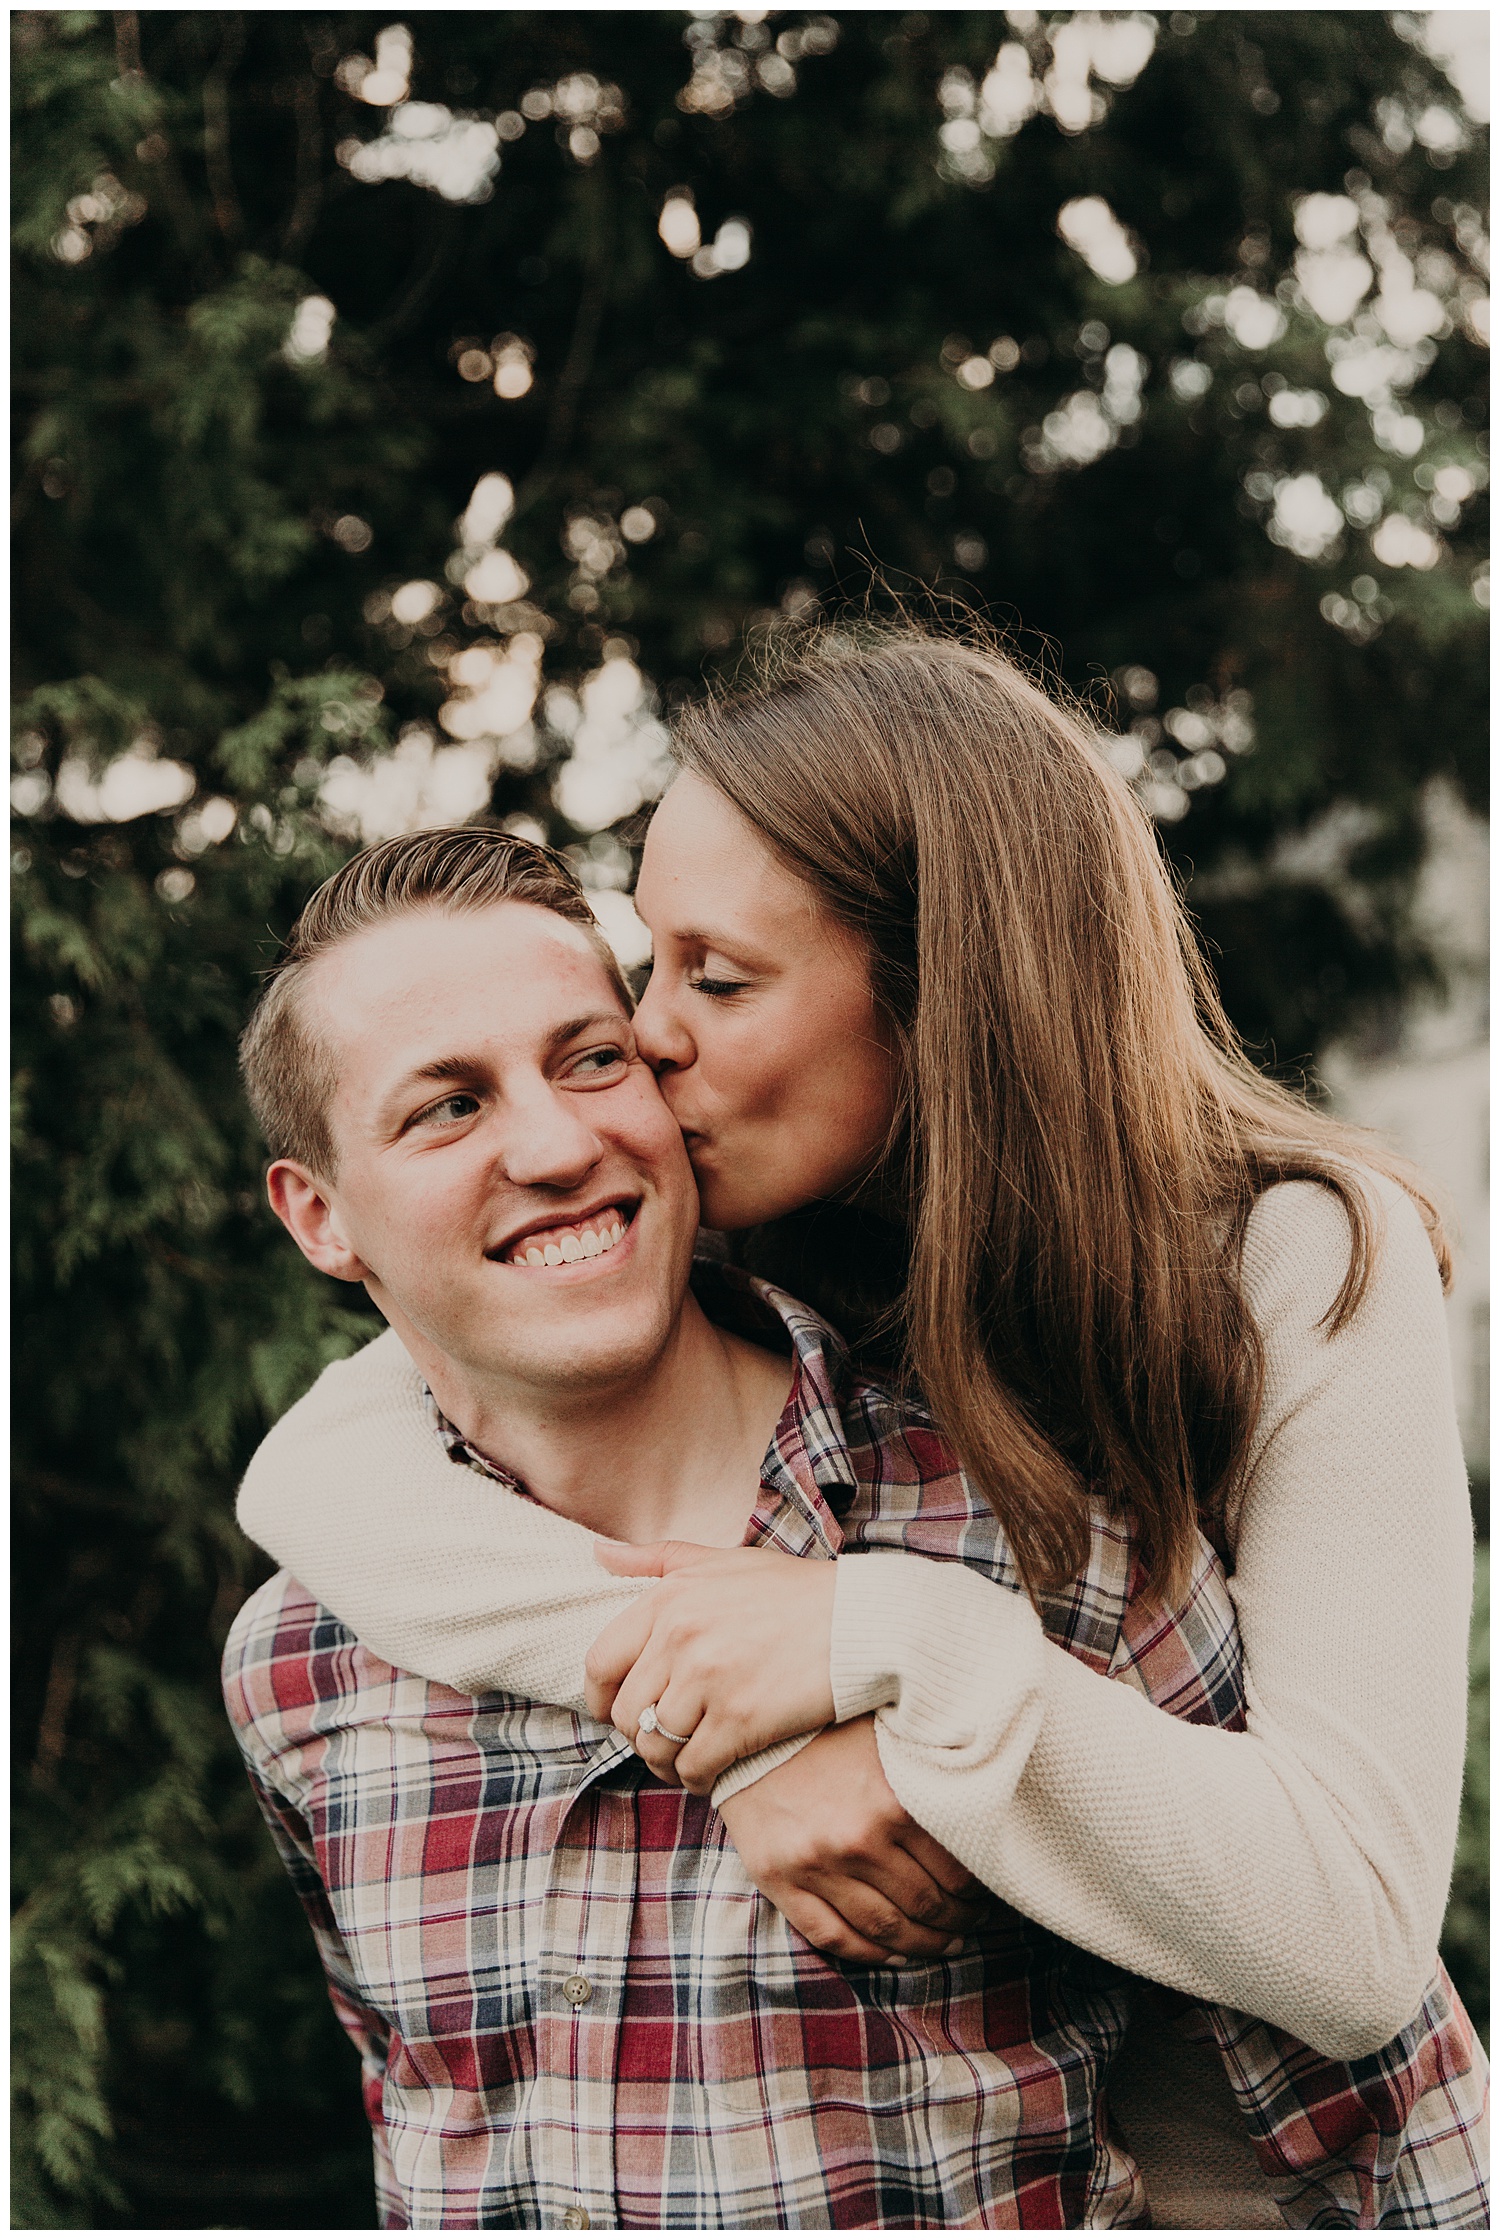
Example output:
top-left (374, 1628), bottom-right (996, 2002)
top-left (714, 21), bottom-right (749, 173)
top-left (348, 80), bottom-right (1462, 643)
top-left (637, 1704), bottom-right (694, 1746)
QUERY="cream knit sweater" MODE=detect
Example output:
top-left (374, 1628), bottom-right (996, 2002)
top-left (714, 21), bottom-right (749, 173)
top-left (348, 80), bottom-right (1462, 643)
top-left (236, 1172), bottom-right (1474, 2066)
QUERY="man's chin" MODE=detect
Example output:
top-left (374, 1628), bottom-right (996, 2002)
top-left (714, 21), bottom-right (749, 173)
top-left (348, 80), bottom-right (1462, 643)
top-left (481, 1324), bottom-right (679, 1398)
top-left (470, 1278), bottom-right (687, 1391)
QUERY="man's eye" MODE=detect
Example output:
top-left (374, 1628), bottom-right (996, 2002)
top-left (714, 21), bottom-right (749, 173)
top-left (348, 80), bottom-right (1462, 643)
top-left (568, 1046), bottom-right (628, 1078)
top-left (418, 1092), bottom-right (480, 1127)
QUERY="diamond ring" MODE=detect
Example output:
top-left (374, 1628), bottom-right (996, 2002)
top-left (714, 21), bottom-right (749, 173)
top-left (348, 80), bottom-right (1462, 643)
top-left (637, 1704), bottom-right (694, 1746)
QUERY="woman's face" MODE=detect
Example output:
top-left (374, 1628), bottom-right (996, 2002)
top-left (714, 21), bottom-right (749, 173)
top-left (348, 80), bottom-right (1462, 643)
top-left (631, 772), bottom-right (900, 1233)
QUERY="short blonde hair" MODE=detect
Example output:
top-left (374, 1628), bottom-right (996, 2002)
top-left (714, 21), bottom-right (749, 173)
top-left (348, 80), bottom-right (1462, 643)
top-left (240, 827), bottom-right (628, 1177)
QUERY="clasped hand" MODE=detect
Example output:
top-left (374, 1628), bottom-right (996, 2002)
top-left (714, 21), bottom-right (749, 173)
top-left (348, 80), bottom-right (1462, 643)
top-left (584, 1539), bottom-right (983, 1964)
top-left (584, 1539), bottom-right (837, 1791)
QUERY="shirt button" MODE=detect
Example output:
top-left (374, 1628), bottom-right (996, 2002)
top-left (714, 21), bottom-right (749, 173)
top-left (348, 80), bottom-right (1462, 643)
top-left (562, 2208), bottom-right (591, 2229)
top-left (562, 1974), bottom-right (592, 2008)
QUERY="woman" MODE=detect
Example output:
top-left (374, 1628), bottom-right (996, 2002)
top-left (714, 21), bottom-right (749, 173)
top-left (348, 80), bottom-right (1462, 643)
top-left (239, 626), bottom-right (1485, 2225)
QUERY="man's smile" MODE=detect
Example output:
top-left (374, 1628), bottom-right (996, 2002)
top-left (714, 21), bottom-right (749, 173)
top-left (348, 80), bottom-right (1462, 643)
top-left (491, 1197), bottom-right (641, 1271)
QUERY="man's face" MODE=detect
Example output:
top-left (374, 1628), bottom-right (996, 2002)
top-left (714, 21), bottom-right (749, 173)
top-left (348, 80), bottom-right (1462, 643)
top-left (285, 901), bottom-right (700, 1400)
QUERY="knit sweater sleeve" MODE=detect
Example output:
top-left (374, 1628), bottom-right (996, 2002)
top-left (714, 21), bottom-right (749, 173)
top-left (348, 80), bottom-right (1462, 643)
top-left (234, 1327), bottom-right (814, 1803)
top-left (829, 1172), bottom-right (1475, 2062)
top-left (235, 1327), bottom-right (651, 1711)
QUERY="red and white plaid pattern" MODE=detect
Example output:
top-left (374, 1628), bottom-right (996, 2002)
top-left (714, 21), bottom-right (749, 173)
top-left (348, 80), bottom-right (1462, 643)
top-left (224, 1265), bottom-right (1487, 2229)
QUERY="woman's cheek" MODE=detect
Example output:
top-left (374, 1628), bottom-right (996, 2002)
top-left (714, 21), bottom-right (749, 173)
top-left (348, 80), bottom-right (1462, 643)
top-left (698, 1017), bottom-right (775, 1119)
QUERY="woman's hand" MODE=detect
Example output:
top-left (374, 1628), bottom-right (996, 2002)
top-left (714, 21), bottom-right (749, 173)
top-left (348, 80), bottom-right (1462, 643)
top-left (718, 1718), bottom-right (985, 1964)
top-left (585, 1540), bottom-right (837, 1791)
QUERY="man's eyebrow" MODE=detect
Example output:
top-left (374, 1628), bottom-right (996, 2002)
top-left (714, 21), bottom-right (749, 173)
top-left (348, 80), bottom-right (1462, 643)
top-left (403, 1052), bottom-right (490, 1088)
top-left (541, 1011), bottom-right (632, 1056)
top-left (375, 1053), bottom-right (490, 1124)
top-left (393, 1014), bottom-right (628, 1095)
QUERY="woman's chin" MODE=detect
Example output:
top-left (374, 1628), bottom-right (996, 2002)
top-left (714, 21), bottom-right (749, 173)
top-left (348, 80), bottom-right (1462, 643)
top-left (691, 1167), bottom-right (803, 1237)
top-left (696, 1189), bottom-right (776, 1235)
top-left (697, 1153), bottom-right (909, 1234)
top-left (692, 1148), bottom-right (894, 1236)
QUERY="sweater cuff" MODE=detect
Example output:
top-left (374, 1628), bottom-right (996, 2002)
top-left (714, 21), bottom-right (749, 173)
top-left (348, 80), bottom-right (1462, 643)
top-left (831, 1552), bottom-right (1045, 1754)
top-left (710, 1730), bottom-right (819, 1809)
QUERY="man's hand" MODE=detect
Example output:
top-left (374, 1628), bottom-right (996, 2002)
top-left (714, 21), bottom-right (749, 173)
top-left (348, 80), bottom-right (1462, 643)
top-left (718, 1718), bottom-right (985, 1965)
top-left (585, 1540), bottom-right (837, 1790)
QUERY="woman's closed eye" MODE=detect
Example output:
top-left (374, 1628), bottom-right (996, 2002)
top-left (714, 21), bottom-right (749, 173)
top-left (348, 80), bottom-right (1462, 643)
top-left (689, 972), bottom-right (751, 999)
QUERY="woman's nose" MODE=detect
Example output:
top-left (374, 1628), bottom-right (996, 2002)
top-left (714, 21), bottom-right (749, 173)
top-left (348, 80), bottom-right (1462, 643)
top-left (631, 972), bottom-right (695, 1076)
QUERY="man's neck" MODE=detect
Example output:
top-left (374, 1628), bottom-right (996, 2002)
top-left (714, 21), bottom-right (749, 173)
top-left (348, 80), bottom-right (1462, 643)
top-left (408, 1292), bottom-right (793, 1547)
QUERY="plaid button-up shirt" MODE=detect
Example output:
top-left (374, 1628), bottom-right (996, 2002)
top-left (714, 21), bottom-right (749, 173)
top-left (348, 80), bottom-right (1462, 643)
top-left (225, 1266), bottom-right (1487, 2230)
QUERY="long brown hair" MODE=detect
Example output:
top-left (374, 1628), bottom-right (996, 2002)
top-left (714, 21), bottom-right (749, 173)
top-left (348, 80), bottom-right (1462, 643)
top-left (673, 623), bottom-right (1450, 1601)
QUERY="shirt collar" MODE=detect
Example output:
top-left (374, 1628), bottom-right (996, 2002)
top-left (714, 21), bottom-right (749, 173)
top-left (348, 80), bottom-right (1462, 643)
top-left (424, 1258), bottom-right (862, 1557)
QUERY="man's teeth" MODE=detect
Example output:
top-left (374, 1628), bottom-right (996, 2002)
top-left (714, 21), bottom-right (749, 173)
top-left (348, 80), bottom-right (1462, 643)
top-left (511, 1215), bottom-right (626, 1268)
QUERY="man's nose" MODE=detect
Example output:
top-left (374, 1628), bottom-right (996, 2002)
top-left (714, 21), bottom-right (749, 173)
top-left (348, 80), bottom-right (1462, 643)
top-left (497, 1084), bottom-right (605, 1189)
top-left (631, 973), bottom-right (695, 1076)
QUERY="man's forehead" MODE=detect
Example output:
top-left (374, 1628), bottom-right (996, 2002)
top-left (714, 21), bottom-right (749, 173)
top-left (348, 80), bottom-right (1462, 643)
top-left (308, 901), bottom-right (624, 1074)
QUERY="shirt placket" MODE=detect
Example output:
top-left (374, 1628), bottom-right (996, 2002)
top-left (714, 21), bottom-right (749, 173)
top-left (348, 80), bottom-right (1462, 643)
top-left (531, 1735), bottom-right (637, 2232)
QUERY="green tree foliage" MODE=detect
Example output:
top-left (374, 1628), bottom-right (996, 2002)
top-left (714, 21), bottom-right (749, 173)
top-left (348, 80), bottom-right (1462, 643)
top-left (12, 10), bottom-right (1487, 2222)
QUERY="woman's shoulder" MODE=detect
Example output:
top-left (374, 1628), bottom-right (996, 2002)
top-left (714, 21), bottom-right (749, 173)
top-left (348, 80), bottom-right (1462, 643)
top-left (1229, 1164), bottom-right (1463, 1550)
top-left (1240, 1162), bottom-right (1445, 1353)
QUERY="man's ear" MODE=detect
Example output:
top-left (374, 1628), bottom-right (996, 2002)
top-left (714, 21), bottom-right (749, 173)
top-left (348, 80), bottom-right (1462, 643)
top-left (266, 1160), bottom-right (373, 1283)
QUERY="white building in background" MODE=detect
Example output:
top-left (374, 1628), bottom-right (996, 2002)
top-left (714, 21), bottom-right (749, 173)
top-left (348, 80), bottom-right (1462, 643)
top-left (1320, 784), bottom-right (1489, 1476)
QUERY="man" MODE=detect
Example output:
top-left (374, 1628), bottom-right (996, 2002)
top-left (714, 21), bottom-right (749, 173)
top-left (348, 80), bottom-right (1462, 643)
top-left (225, 829), bottom-right (1453, 2231)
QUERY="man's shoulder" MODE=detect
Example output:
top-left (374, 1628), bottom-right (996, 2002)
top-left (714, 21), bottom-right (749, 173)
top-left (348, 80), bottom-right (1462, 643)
top-left (222, 1571), bottom-right (364, 1738)
top-left (225, 1566), bottom-right (343, 1655)
top-left (835, 1372), bottom-right (1014, 1570)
